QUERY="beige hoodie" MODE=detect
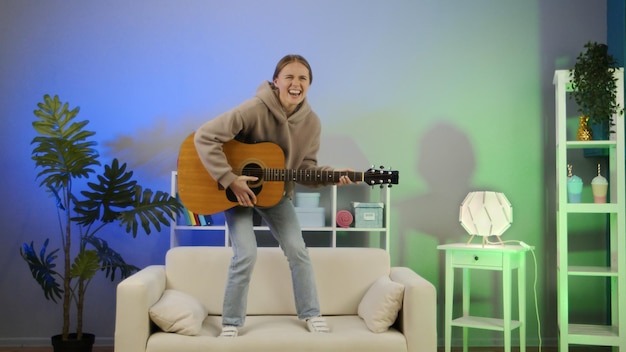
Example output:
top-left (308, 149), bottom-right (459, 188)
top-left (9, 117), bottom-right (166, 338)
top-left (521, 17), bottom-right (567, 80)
top-left (194, 81), bottom-right (333, 196)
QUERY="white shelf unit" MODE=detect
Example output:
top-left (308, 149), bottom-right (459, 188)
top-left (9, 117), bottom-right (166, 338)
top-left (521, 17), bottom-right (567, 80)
top-left (170, 171), bottom-right (391, 249)
top-left (553, 68), bottom-right (625, 350)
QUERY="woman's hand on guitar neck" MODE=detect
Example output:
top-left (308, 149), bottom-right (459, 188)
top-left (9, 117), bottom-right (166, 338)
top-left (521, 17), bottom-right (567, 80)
top-left (229, 175), bottom-right (259, 207)
top-left (334, 168), bottom-right (357, 186)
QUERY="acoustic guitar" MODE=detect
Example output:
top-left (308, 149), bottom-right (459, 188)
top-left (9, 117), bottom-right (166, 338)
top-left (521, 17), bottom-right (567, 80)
top-left (177, 133), bottom-right (399, 215)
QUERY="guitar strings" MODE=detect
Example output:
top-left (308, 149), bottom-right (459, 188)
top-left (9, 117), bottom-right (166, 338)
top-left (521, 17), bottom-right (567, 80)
top-left (234, 168), bottom-right (362, 182)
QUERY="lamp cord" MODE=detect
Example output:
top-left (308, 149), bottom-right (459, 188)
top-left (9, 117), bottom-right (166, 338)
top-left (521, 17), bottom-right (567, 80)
top-left (485, 238), bottom-right (542, 352)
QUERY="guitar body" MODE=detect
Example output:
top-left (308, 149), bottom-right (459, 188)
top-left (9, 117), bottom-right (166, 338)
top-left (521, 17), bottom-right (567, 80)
top-left (177, 133), bottom-right (286, 215)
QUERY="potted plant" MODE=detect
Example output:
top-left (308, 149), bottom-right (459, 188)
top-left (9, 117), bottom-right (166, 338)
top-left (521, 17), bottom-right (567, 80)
top-left (569, 41), bottom-right (624, 139)
top-left (20, 94), bottom-right (183, 351)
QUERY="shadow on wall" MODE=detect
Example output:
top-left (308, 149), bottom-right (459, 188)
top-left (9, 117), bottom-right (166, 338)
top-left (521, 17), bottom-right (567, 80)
top-left (101, 118), bottom-right (370, 185)
top-left (102, 117), bottom-right (209, 183)
top-left (393, 120), bottom-right (476, 342)
top-left (394, 120), bottom-right (476, 265)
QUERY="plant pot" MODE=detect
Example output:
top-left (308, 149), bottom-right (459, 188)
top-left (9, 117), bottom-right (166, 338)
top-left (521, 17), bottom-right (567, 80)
top-left (584, 119), bottom-right (609, 157)
top-left (51, 333), bottom-right (95, 352)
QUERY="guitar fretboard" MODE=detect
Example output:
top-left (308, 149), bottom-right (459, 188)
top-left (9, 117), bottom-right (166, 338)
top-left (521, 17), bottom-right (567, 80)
top-left (242, 169), bottom-right (364, 183)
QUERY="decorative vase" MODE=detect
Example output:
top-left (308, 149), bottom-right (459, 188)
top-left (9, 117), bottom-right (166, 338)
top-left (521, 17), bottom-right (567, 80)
top-left (576, 115), bottom-right (592, 141)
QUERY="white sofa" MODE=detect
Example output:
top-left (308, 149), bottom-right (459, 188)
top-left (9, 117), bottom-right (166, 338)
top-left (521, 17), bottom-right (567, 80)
top-left (115, 246), bottom-right (436, 352)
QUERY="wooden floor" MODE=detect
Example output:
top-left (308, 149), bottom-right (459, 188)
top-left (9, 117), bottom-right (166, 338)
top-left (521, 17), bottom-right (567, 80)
top-left (0, 349), bottom-right (113, 352)
top-left (0, 347), bottom-right (612, 352)
top-left (0, 348), bottom-right (579, 352)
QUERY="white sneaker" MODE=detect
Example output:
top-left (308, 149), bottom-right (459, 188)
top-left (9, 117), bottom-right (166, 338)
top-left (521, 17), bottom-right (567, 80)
top-left (306, 316), bottom-right (330, 333)
top-left (219, 325), bottom-right (238, 338)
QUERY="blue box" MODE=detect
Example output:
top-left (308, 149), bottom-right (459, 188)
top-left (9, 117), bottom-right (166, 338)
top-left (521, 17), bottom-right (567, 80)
top-left (295, 207), bottom-right (325, 227)
top-left (352, 202), bottom-right (384, 228)
top-left (295, 192), bottom-right (321, 207)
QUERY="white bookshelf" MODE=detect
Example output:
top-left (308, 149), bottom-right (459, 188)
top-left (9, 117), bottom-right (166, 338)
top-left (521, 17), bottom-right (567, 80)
top-left (553, 68), bottom-right (625, 351)
top-left (170, 171), bottom-right (391, 249)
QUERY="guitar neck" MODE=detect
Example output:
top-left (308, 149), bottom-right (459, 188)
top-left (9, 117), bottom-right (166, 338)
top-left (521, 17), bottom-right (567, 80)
top-left (253, 169), bottom-right (364, 184)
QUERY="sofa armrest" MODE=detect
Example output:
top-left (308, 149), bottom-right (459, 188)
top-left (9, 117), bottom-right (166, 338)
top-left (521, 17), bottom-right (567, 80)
top-left (115, 265), bottom-right (166, 352)
top-left (390, 267), bottom-right (437, 352)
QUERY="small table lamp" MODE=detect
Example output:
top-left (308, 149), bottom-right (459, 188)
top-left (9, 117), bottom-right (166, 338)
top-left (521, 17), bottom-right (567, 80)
top-left (459, 191), bottom-right (512, 246)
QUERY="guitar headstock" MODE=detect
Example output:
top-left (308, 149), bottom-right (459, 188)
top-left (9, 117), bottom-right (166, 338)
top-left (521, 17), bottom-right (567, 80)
top-left (363, 166), bottom-right (399, 187)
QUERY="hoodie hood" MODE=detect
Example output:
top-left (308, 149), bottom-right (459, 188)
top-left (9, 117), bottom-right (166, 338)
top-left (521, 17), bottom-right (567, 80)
top-left (255, 81), bottom-right (312, 124)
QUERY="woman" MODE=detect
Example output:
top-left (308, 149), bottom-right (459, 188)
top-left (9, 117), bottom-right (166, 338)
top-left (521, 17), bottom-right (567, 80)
top-left (194, 54), bottom-right (354, 337)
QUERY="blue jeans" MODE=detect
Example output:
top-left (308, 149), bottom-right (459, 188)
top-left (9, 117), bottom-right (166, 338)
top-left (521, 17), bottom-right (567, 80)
top-left (222, 196), bottom-right (321, 327)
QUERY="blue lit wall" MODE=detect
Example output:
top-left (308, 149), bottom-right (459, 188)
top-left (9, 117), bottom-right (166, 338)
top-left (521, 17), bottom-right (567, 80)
top-left (0, 0), bottom-right (609, 347)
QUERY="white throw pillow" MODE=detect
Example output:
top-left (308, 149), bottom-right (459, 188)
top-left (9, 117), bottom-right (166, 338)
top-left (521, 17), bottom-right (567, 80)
top-left (149, 289), bottom-right (208, 335)
top-left (358, 275), bottom-right (405, 333)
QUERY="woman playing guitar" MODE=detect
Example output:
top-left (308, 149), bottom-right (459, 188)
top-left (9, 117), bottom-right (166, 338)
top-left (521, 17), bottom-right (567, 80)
top-left (193, 54), bottom-right (354, 338)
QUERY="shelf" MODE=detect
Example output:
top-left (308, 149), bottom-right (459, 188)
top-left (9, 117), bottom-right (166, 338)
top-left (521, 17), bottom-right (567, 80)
top-left (451, 316), bottom-right (522, 332)
top-left (568, 266), bottom-right (618, 277)
top-left (554, 68), bottom-right (626, 351)
top-left (568, 324), bottom-right (620, 346)
top-left (564, 140), bottom-right (616, 149)
top-left (174, 225), bottom-right (387, 232)
top-left (175, 225), bottom-right (227, 231)
top-left (563, 203), bottom-right (621, 213)
top-left (337, 227), bottom-right (387, 232)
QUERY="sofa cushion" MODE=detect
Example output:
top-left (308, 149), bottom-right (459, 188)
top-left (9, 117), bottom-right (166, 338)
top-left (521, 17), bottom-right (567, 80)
top-left (358, 276), bottom-right (405, 333)
top-left (146, 315), bottom-right (408, 352)
top-left (149, 289), bottom-right (208, 335)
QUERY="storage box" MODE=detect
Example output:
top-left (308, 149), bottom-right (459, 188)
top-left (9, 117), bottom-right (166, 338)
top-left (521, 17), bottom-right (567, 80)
top-left (352, 202), bottom-right (384, 228)
top-left (295, 207), bottom-right (325, 227)
top-left (295, 192), bottom-right (321, 208)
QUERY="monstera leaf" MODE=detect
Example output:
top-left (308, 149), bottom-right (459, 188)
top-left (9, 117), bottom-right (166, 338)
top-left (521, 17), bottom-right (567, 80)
top-left (117, 186), bottom-right (180, 237)
top-left (31, 94), bottom-right (100, 190)
top-left (82, 236), bottom-right (138, 281)
top-left (72, 159), bottom-right (137, 226)
top-left (20, 239), bottom-right (62, 302)
top-left (70, 250), bottom-right (100, 281)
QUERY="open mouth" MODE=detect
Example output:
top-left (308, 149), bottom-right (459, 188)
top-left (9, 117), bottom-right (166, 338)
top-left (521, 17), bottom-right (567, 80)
top-left (288, 89), bottom-right (302, 98)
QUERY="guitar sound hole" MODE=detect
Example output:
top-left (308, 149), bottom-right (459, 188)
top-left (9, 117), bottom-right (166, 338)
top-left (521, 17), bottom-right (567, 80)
top-left (225, 163), bottom-right (264, 204)
top-left (242, 163), bottom-right (263, 187)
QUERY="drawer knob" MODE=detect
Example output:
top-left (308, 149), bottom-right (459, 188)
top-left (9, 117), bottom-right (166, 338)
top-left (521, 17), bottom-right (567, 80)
top-left (473, 255), bottom-right (479, 261)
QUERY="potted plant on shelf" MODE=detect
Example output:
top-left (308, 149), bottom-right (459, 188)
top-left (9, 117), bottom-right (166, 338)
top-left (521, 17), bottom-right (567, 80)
top-left (569, 41), bottom-right (624, 139)
top-left (20, 94), bottom-right (183, 352)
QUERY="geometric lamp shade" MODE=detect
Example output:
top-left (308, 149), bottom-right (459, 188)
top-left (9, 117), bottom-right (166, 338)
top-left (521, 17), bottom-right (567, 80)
top-left (459, 191), bottom-right (512, 245)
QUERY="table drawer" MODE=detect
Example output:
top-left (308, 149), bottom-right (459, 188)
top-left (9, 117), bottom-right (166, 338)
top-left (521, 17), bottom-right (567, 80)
top-left (451, 251), bottom-right (503, 268)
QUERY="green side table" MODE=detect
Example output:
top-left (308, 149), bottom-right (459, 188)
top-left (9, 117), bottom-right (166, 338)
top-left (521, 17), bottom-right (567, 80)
top-left (438, 243), bottom-right (531, 352)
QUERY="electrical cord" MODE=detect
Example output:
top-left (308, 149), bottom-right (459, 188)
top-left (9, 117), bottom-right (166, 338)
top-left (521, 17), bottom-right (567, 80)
top-left (484, 238), bottom-right (542, 352)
